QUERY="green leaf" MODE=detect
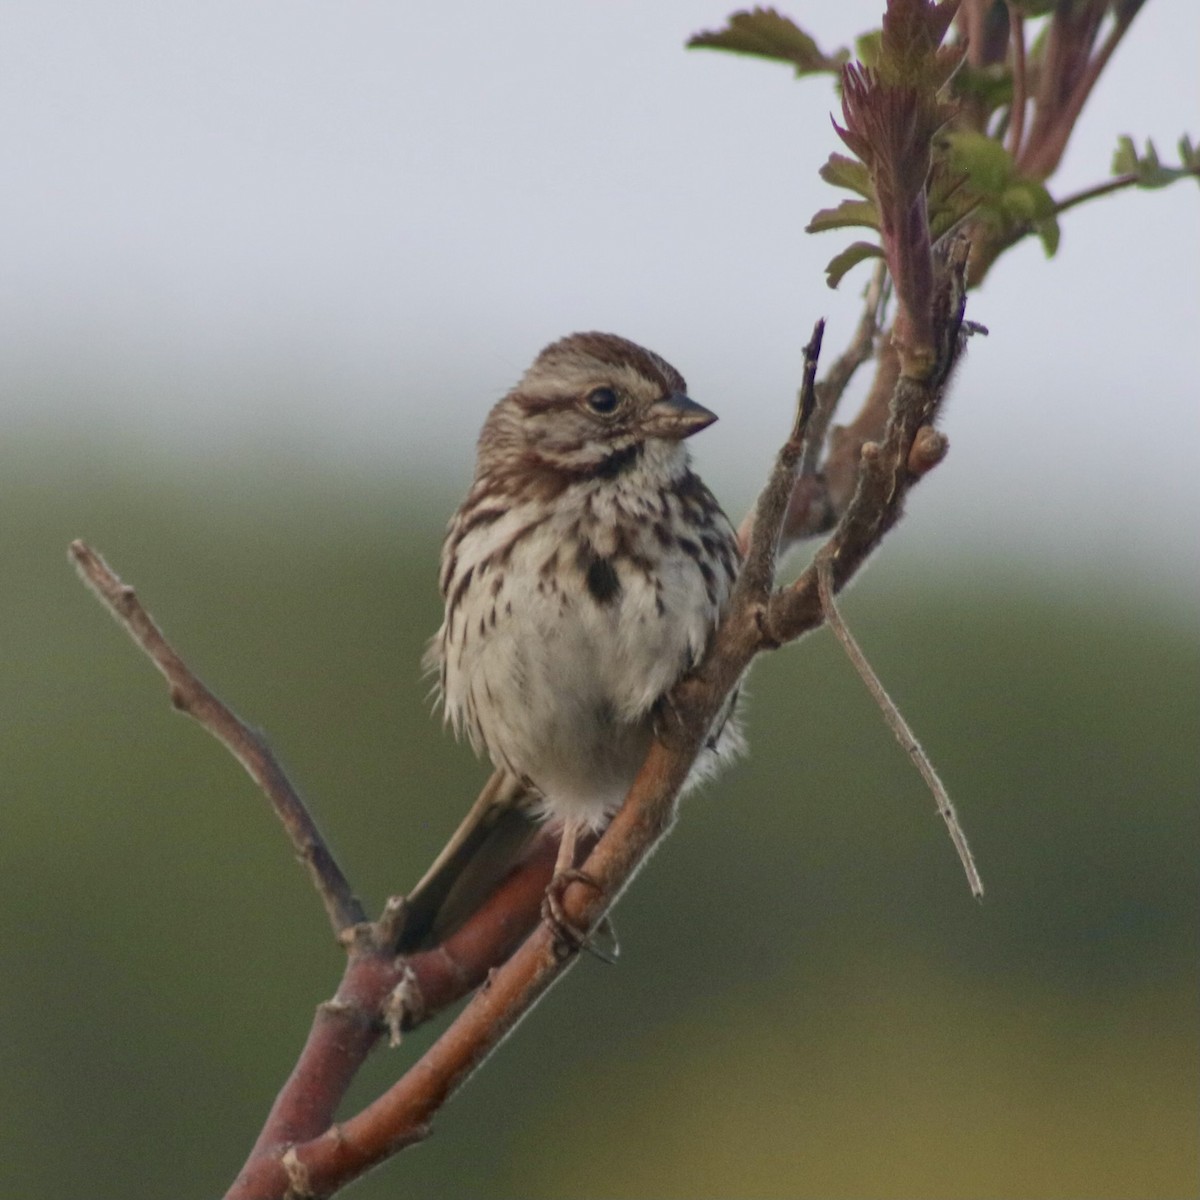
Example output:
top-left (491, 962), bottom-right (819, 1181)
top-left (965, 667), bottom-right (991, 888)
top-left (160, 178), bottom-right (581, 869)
top-left (951, 62), bottom-right (1013, 113)
top-left (1001, 180), bottom-right (1055, 223)
top-left (1114, 135), bottom-right (1200, 189)
top-left (945, 130), bottom-right (1015, 197)
top-left (1034, 214), bottom-right (1061, 257)
top-left (688, 8), bottom-right (848, 76)
top-left (806, 198), bottom-right (881, 234)
top-left (1179, 134), bottom-right (1199, 172)
top-left (824, 240), bottom-right (884, 289)
top-left (854, 30), bottom-right (883, 69)
top-left (819, 153), bottom-right (874, 199)
top-left (1111, 134), bottom-right (1139, 176)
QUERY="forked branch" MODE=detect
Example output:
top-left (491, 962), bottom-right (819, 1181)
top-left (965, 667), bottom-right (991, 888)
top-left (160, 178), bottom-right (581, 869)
top-left (70, 228), bottom-right (977, 1200)
top-left (68, 540), bottom-right (366, 937)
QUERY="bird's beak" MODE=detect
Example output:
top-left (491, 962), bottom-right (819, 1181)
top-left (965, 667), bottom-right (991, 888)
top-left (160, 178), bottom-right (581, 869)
top-left (646, 393), bottom-right (719, 441)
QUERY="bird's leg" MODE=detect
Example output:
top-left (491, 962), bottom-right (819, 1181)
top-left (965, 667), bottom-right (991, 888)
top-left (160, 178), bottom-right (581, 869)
top-left (542, 820), bottom-right (618, 963)
top-left (554, 818), bottom-right (581, 879)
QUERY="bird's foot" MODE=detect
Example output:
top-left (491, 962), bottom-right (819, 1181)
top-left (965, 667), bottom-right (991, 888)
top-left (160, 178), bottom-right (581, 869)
top-left (542, 869), bottom-right (619, 964)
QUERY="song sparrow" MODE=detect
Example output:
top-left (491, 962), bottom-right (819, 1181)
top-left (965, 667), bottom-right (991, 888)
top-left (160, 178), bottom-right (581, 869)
top-left (400, 332), bottom-right (742, 950)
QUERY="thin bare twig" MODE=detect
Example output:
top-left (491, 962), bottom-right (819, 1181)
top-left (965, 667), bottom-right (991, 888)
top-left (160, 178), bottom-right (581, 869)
top-left (68, 539), bottom-right (366, 936)
top-left (735, 320), bottom-right (824, 586)
top-left (1018, 2), bottom-right (1144, 180)
top-left (1051, 171), bottom-right (1162, 217)
top-left (69, 536), bottom-right (580, 1195)
top-left (815, 551), bottom-right (983, 899)
top-left (1005, 3), bottom-right (1027, 160)
top-left (802, 262), bottom-right (888, 479)
top-left (741, 264), bottom-right (887, 554)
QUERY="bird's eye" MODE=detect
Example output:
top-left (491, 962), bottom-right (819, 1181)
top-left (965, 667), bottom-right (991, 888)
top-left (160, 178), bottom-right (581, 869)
top-left (585, 386), bottom-right (620, 416)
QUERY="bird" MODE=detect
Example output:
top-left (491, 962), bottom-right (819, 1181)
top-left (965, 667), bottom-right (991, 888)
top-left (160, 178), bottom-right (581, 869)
top-left (398, 332), bottom-right (742, 952)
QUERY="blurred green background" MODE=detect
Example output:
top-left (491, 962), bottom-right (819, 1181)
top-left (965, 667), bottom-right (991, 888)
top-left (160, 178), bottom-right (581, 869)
top-left (2, 439), bottom-right (1195, 1199)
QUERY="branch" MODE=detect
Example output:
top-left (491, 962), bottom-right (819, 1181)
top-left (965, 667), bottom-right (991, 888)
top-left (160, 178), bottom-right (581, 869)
top-left (68, 540), bottom-right (366, 937)
top-left (229, 318), bottom-right (839, 1198)
top-left (802, 262), bottom-right (887, 479)
top-left (78, 241), bottom-right (972, 1196)
top-left (1005, 3), bottom-right (1027, 159)
top-left (1051, 171), bottom-right (1141, 216)
top-left (1018, 2), bottom-right (1145, 181)
top-left (741, 261), bottom-right (888, 554)
top-left (815, 550), bottom-right (983, 898)
top-left (69, 537), bottom-right (600, 1193)
top-left (767, 236), bottom-right (973, 647)
top-left (735, 320), bottom-right (824, 572)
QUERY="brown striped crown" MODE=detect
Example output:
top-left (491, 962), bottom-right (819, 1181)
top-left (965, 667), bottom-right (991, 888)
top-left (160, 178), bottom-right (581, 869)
top-left (525, 332), bottom-right (687, 399)
top-left (473, 332), bottom-right (715, 486)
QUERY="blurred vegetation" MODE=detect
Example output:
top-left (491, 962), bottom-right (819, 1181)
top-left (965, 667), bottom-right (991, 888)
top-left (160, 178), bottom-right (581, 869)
top-left (1, 440), bottom-right (1196, 1199)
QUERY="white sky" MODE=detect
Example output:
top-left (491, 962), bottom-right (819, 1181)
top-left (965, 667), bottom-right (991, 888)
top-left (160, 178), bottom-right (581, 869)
top-left (2, 1), bottom-right (1197, 589)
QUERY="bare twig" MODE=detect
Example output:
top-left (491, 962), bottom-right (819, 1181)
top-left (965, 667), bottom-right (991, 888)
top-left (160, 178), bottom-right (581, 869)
top-left (68, 534), bottom-right (577, 1193)
top-left (735, 320), bottom-right (824, 577)
top-left (1051, 171), bottom-right (1144, 216)
top-left (815, 552), bottom-right (984, 899)
top-left (805, 264), bottom-right (888, 476)
top-left (68, 539), bottom-right (366, 936)
top-left (1018, 2), bottom-right (1144, 181)
top-left (1006, 3), bottom-right (1027, 159)
top-left (743, 262), bottom-right (888, 554)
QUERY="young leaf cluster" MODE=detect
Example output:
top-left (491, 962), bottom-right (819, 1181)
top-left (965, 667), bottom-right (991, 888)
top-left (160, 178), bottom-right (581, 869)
top-left (1112, 134), bottom-right (1200, 191)
top-left (691, 0), bottom-right (1192, 294)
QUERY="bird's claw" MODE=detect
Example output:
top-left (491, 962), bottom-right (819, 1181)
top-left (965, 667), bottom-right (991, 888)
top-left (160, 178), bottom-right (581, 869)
top-left (542, 869), bottom-right (619, 964)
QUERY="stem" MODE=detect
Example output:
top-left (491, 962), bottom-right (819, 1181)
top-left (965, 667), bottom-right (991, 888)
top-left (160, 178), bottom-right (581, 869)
top-left (735, 321), bottom-right (824, 584)
top-left (815, 553), bottom-right (984, 899)
top-left (1005, 4), bottom-right (1027, 159)
top-left (69, 540), bottom-right (366, 936)
top-left (1052, 171), bottom-right (1140, 216)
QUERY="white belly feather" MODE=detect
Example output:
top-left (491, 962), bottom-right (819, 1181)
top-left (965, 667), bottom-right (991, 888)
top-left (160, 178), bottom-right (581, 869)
top-left (434, 446), bottom-right (737, 829)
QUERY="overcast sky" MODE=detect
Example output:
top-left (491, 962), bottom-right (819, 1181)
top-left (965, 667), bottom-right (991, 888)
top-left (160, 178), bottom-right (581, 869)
top-left (2, 1), bottom-right (1197, 588)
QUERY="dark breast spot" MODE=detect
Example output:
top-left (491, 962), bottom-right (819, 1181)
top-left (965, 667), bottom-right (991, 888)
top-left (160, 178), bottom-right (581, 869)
top-left (592, 442), bottom-right (643, 480)
top-left (575, 540), bottom-right (622, 606)
top-left (584, 554), bottom-right (622, 605)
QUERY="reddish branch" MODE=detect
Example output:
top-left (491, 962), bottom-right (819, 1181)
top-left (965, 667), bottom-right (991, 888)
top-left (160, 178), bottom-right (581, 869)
top-left (70, 8), bottom-right (1010, 1195)
top-left (71, 145), bottom-right (981, 1200)
top-left (72, 233), bottom-right (973, 1197)
top-left (1005, 3), bottom-right (1028, 159)
top-left (1017, 0), bottom-right (1145, 181)
top-left (69, 541), bottom-right (366, 939)
top-left (67, 0), bottom-right (1171, 1190)
top-left (956, 0), bottom-right (1149, 284)
top-left (243, 291), bottom-right (970, 1194)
